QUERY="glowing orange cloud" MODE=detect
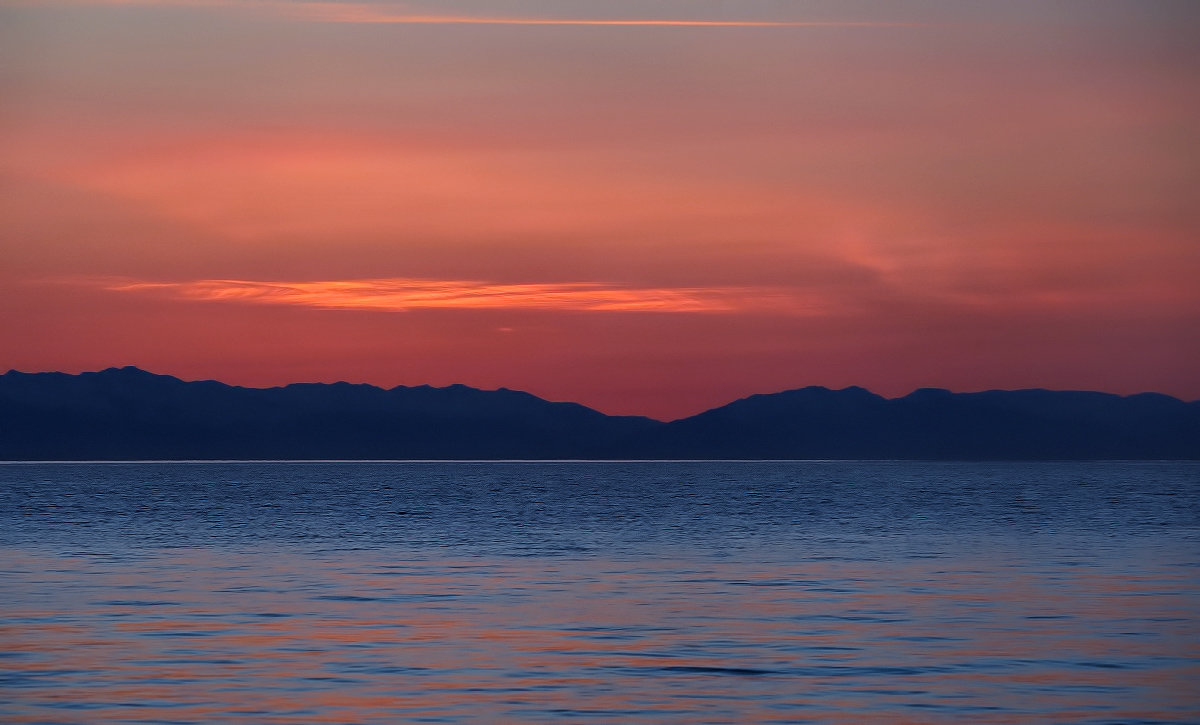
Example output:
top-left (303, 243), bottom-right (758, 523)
top-left (96, 278), bottom-right (816, 314)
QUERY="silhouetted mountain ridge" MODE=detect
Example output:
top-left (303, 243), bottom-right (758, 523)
top-left (645, 385), bottom-right (1199, 460)
top-left (0, 367), bottom-right (656, 460)
top-left (1, 368), bottom-right (1196, 459)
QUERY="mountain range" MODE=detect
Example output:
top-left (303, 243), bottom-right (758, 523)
top-left (1, 367), bottom-right (1197, 460)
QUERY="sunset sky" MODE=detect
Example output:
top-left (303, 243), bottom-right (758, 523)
top-left (2, 0), bottom-right (1197, 419)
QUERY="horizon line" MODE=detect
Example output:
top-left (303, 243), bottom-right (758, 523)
top-left (2, 459), bottom-right (1184, 465)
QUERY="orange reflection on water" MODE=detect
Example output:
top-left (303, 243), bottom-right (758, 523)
top-left (2, 548), bottom-right (1198, 723)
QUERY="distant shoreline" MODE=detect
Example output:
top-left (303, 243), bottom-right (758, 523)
top-left (3, 368), bottom-right (1198, 461)
top-left (2, 459), bottom-right (1198, 465)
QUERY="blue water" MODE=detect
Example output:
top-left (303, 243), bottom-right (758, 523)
top-left (1, 461), bottom-right (1198, 723)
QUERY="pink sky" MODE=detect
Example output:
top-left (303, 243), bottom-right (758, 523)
top-left (1, 0), bottom-right (1197, 419)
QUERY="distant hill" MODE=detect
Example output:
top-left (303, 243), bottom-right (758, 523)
top-left (641, 386), bottom-right (1200, 460)
top-left (0, 367), bottom-right (657, 460)
top-left (1, 368), bottom-right (1197, 460)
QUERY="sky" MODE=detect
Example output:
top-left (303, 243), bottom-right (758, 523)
top-left (1, 0), bottom-right (1197, 419)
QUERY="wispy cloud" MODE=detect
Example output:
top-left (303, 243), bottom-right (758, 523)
top-left (4, 0), bottom-right (915, 28)
top-left (291, 6), bottom-right (913, 28)
top-left (94, 277), bottom-right (817, 314)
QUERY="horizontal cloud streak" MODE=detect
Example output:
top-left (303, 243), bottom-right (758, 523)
top-left (295, 8), bottom-right (912, 28)
top-left (2, 0), bottom-right (914, 28)
top-left (95, 278), bottom-right (816, 314)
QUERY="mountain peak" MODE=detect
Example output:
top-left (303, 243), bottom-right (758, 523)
top-left (96, 366), bottom-right (169, 379)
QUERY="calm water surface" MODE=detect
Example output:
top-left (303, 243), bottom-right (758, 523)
top-left (1, 461), bottom-right (1198, 723)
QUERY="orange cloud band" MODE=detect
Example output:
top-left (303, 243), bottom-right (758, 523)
top-left (98, 278), bottom-right (812, 314)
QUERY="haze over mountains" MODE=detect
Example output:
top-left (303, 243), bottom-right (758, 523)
top-left (1, 367), bottom-right (1197, 460)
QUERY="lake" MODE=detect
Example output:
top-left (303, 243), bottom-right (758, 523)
top-left (1, 461), bottom-right (1198, 723)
